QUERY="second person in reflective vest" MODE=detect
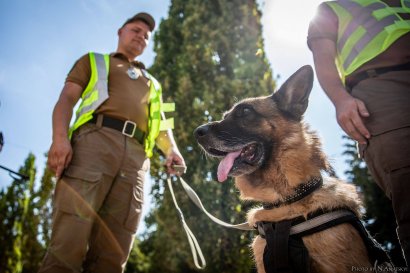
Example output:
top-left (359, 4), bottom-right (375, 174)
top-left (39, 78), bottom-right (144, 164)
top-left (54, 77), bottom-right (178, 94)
top-left (308, 0), bottom-right (410, 266)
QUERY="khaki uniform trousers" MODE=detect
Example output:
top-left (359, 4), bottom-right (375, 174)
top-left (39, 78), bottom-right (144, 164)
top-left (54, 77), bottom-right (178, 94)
top-left (354, 70), bottom-right (410, 266)
top-left (360, 128), bottom-right (410, 266)
top-left (39, 123), bottom-right (149, 273)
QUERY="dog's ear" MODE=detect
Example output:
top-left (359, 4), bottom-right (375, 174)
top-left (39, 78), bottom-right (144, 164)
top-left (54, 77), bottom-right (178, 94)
top-left (272, 65), bottom-right (314, 120)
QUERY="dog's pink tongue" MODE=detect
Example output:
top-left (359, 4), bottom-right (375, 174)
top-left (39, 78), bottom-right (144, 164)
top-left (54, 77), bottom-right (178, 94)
top-left (217, 150), bottom-right (241, 182)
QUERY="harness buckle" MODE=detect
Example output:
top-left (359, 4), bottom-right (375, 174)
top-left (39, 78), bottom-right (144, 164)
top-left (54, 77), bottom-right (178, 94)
top-left (122, 120), bottom-right (137, 138)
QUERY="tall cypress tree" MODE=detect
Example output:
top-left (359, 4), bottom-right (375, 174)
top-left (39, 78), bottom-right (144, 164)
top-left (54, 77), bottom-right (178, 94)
top-left (0, 154), bottom-right (37, 273)
top-left (0, 153), bottom-right (54, 273)
top-left (343, 136), bottom-right (406, 266)
top-left (141, 0), bottom-right (275, 272)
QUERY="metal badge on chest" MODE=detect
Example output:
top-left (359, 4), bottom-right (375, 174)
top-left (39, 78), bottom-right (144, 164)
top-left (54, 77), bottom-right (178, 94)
top-left (127, 66), bottom-right (139, 80)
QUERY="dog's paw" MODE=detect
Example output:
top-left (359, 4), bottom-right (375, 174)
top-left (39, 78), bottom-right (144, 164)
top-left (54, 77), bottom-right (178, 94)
top-left (247, 207), bottom-right (264, 227)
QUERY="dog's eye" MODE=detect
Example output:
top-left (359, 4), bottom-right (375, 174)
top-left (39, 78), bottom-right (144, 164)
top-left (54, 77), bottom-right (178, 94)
top-left (235, 106), bottom-right (254, 118)
top-left (243, 107), bottom-right (252, 116)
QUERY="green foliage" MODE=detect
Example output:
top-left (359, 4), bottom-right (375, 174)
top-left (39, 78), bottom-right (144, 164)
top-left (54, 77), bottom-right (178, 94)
top-left (144, 0), bottom-right (274, 272)
top-left (343, 136), bottom-right (406, 266)
top-left (125, 239), bottom-right (152, 273)
top-left (0, 153), bottom-right (54, 273)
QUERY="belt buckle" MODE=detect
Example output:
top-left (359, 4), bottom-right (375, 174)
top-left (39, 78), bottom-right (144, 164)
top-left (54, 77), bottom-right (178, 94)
top-left (122, 120), bottom-right (137, 138)
top-left (366, 69), bottom-right (377, 78)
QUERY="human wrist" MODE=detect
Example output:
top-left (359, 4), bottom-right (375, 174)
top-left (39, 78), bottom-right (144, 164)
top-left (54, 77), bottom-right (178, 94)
top-left (53, 131), bottom-right (69, 142)
top-left (330, 87), bottom-right (351, 107)
top-left (165, 145), bottom-right (180, 157)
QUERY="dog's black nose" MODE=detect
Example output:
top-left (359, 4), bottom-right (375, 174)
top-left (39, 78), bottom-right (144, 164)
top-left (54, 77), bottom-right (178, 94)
top-left (194, 124), bottom-right (209, 139)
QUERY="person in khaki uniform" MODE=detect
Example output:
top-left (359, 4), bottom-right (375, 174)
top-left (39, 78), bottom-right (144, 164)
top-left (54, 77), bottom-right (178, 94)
top-left (308, 0), bottom-right (410, 266)
top-left (39, 12), bottom-right (185, 273)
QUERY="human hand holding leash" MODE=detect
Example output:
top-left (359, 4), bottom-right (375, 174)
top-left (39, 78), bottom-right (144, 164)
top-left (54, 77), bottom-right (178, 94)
top-left (164, 146), bottom-right (186, 176)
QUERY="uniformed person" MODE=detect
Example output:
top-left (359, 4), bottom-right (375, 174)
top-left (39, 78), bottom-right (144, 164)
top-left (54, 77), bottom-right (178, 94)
top-left (39, 12), bottom-right (185, 272)
top-left (308, 0), bottom-right (410, 266)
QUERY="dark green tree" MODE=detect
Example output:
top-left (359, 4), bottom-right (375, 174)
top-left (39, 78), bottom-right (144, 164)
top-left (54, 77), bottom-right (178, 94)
top-left (0, 153), bottom-right (54, 273)
top-left (142, 0), bottom-right (275, 272)
top-left (343, 136), bottom-right (406, 266)
top-left (125, 238), bottom-right (152, 273)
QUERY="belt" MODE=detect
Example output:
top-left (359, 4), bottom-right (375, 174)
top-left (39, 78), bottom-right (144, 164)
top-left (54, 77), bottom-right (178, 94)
top-left (346, 61), bottom-right (410, 90)
top-left (89, 115), bottom-right (145, 144)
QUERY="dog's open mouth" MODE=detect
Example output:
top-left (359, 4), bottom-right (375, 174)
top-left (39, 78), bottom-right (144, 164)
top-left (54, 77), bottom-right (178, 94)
top-left (209, 143), bottom-right (263, 182)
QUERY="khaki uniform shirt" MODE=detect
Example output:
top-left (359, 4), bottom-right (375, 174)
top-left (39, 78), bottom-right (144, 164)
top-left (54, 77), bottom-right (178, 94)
top-left (66, 52), bottom-right (150, 132)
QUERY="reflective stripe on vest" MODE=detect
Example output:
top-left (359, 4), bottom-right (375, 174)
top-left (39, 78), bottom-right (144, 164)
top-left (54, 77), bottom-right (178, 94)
top-left (69, 52), bottom-right (109, 137)
top-left (326, 0), bottom-right (410, 80)
top-left (142, 69), bottom-right (175, 158)
top-left (77, 53), bottom-right (109, 117)
top-left (69, 52), bottom-right (175, 158)
top-left (403, 0), bottom-right (410, 12)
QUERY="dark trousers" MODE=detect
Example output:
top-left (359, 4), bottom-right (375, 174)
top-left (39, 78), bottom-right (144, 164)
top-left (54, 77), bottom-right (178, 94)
top-left (360, 127), bottom-right (410, 267)
top-left (353, 70), bottom-right (410, 268)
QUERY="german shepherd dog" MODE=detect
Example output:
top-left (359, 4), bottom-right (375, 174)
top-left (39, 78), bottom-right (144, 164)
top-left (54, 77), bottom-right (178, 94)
top-left (194, 66), bottom-right (391, 273)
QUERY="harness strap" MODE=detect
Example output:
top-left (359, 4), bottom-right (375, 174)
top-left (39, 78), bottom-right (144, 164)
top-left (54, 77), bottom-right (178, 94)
top-left (262, 220), bottom-right (293, 273)
top-left (290, 209), bottom-right (356, 236)
top-left (348, 216), bottom-right (392, 265)
top-left (286, 210), bottom-right (391, 265)
top-left (257, 209), bottom-right (355, 237)
top-left (257, 209), bottom-right (392, 271)
top-left (257, 210), bottom-right (355, 273)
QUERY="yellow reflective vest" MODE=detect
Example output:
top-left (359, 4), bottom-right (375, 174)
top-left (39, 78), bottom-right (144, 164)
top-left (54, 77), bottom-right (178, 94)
top-left (69, 52), bottom-right (175, 158)
top-left (326, 0), bottom-right (410, 81)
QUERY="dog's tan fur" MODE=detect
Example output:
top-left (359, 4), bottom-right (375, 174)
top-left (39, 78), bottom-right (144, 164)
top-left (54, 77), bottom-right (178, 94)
top-left (234, 97), bottom-right (371, 272)
top-left (194, 66), bottom-right (382, 272)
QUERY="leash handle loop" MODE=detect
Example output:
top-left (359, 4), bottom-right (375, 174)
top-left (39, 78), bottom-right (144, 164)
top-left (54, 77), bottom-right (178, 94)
top-left (166, 177), bottom-right (206, 269)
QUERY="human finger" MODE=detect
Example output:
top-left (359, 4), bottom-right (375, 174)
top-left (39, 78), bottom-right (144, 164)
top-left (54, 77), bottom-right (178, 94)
top-left (342, 119), bottom-right (367, 144)
top-left (351, 115), bottom-right (370, 140)
top-left (353, 99), bottom-right (371, 139)
top-left (355, 98), bottom-right (370, 118)
top-left (166, 155), bottom-right (185, 175)
top-left (64, 150), bottom-right (73, 169)
top-left (47, 152), bottom-right (58, 172)
top-left (55, 161), bottom-right (65, 179)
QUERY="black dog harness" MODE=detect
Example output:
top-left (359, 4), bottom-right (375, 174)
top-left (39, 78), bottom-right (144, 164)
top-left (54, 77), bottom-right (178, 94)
top-left (256, 177), bottom-right (392, 273)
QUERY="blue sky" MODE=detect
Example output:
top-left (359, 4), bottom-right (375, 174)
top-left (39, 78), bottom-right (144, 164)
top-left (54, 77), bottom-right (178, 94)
top-left (0, 0), bottom-right (169, 187)
top-left (0, 0), bottom-right (347, 214)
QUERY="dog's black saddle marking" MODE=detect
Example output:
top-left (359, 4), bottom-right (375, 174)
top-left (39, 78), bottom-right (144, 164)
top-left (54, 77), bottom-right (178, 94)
top-left (256, 209), bottom-right (392, 273)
